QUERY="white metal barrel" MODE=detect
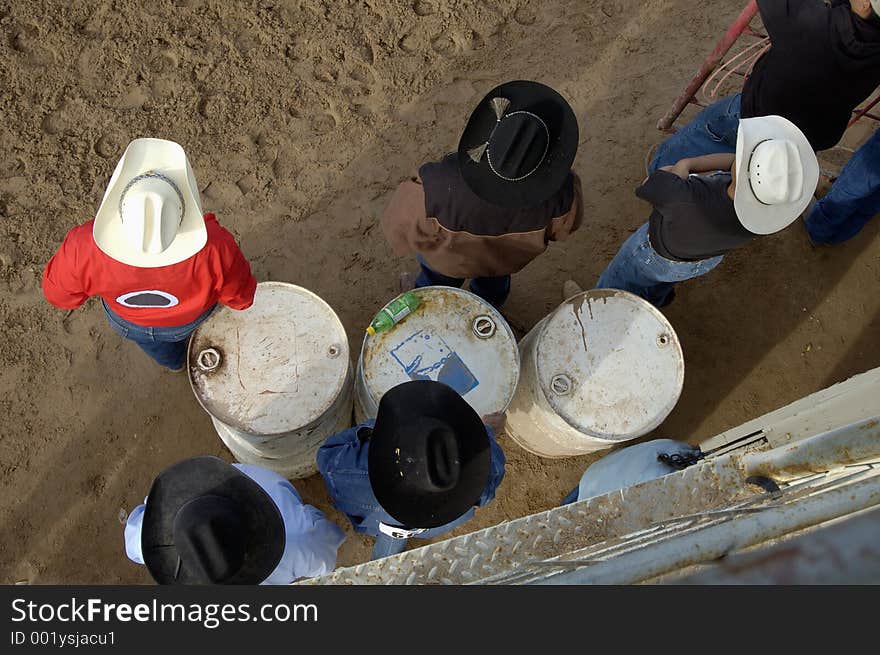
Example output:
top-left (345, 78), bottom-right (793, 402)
top-left (188, 281), bottom-right (353, 478)
top-left (355, 286), bottom-right (519, 422)
top-left (506, 289), bottom-right (684, 457)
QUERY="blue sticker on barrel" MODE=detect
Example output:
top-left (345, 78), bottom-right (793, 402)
top-left (390, 329), bottom-right (479, 395)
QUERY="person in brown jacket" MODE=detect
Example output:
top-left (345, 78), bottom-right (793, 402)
top-left (381, 80), bottom-right (583, 307)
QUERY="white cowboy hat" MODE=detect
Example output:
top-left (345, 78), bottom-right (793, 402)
top-left (734, 115), bottom-right (819, 235)
top-left (93, 138), bottom-right (207, 267)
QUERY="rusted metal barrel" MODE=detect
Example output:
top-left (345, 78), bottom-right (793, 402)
top-left (188, 281), bottom-right (353, 479)
top-left (355, 286), bottom-right (519, 422)
top-left (506, 289), bottom-right (684, 458)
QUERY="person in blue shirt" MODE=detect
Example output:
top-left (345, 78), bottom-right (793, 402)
top-left (561, 439), bottom-right (704, 505)
top-left (125, 456), bottom-right (345, 584)
top-left (317, 380), bottom-right (506, 560)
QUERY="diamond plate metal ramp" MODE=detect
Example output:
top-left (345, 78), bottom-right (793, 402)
top-left (299, 455), bottom-right (755, 585)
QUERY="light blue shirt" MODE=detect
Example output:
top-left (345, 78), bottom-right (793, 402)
top-left (125, 463), bottom-right (345, 584)
top-left (577, 439), bottom-right (700, 501)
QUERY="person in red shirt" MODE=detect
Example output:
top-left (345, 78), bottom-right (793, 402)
top-left (43, 138), bottom-right (256, 371)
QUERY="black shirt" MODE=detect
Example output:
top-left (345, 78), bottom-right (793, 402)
top-left (741, 0), bottom-right (880, 151)
top-left (641, 170), bottom-right (755, 262)
top-left (419, 154), bottom-right (575, 236)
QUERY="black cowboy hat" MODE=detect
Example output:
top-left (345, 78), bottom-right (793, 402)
top-left (368, 380), bottom-right (491, 529)
top-left (457, 80), bottom-right (579, 208)
top-left (141, 456), bottom-right (284, 585)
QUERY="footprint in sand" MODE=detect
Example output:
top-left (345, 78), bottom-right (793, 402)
top-left (350, 65), bottom-right (376, 86)
top-left (413, 0), bottom-right (436, 16)
top-left (0, 157), bottom-right (25, 179)
top-left (313, 62), bottom-right (338, 84)
top-left (399, 33), bottom-right (421, 53)
top-left (513, 6), bottom-right (538, 26)
top-left (42, 108), bottom-right (68, 135)
top-left (310, 113), bottom-right (338, 135)
top-left (198, 94), bottom-right (231, 119)
top-left (10, 23), bottom-right (38, 53)
top-left (431, 34), bottom-right (457, 56)
top-left (95, 133), bottom-right (124, 159)
top-left (148, 50), bottom-right (179, 74)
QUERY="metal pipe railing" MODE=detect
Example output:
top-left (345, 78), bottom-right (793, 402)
top-left (656, 0), bottom-right (758, 132)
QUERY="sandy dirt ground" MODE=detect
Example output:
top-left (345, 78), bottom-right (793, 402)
top-left (1, 0), bottom-right (878, 584)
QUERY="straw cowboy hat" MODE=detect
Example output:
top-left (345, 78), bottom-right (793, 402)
top-left (94, 138), bottom-right (207, 267)
top-left (141, 457), bottom-right (285, 585)
top-left (458, 80), bottom-right (579, 209)
top-left (368, 380), bottom-right (491, 529)
top-left (734, 116), bottom-right (819, 235)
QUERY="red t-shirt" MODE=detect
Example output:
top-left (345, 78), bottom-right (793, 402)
top-left (42, 213), bottom-right (257, 326)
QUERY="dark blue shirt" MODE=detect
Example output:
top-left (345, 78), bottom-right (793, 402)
top-left (316, 420), bottom-right (506, 540)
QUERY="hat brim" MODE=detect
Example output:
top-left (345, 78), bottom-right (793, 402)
top-left (734, 116), bottom-right (819, 235)
top-left (93, 138), bottom-right (207, 267)
top-left (368, 381), bottom-right (490, 529)
top-left (141, 456), bottom-right (284, 585)
top-left (458, 80), bottom-right (579, 208)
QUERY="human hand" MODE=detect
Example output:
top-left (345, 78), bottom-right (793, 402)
top-left (660, 159), bottom-right (690, 180)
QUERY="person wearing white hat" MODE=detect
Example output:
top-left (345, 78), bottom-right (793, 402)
top-left (42, 138), bottom-right (257, 371)
top-left (649, 0), bottom-right (880, 172)
top-left (595, 116), bottom-right (819, 308)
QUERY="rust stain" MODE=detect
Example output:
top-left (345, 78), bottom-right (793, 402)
top-left (568, 293), bottom-right (589, 353)
top-left (236, 327), bottom-right (245, 391)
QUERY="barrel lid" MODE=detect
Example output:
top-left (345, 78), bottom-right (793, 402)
top-left (536, 289), bottom-right (684, 440)
top-left (188, 282), bottom-right (349, 436)
top-left (360, 286), bottom-right (519, 416)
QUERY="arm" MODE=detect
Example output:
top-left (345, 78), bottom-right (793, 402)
top-left (214, 231), bottom-right (257, 310)
top-left (661, 153), bottom-right (735, 179)
top-left (42, 227), bottom-right (90, 309)
top-left (287, 505), bottom-right (346, 580)
top-left (381, 176), bottom-right (443, 256)
top-left (546, 172), bottom-right (583, 242)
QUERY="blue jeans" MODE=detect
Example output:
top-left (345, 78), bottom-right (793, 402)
top-left (102, 301), bottom-right (216, 370)
top-left (416, 256), bottom-right (511, 307)
top-left (805, 129), bottom-right (880, 244)
top-left (370, 512), bottom-right (473, 560)
top-left (561, 486), bottom-right (579, 506)
top-left (650, 94), bottom-right (741, 172)
top-left (595, 223), bottom-right (724, 308)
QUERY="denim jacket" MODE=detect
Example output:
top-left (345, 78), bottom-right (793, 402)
top-left (316, 420), bottom-right (506, 543)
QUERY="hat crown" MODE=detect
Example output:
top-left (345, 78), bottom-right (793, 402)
top-left (119, 173), bottom-right (185, 255)
top-left (748, 139), bottom-right (804, 205)
top-left (487, 112), bottom-right (549, 181)
top-left (424, 424), bottom-right (462, 491)
top-left (172, 495), bottom-right (247, 583)
top-left (368, 381), bottom-right (490, 529)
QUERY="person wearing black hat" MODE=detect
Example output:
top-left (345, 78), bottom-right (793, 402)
top-left (124, 457), bottom-right (345, 584)
top-left (381, 80), bottom-right (583, 307)
top-left (316, 380), bottom-right (506, 560)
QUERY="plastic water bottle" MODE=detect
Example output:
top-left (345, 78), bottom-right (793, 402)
top-left (366, 292), bottom-right (420, 335)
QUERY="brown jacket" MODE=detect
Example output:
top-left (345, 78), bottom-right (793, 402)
top-left (381, 154), bottom-right (583, 279)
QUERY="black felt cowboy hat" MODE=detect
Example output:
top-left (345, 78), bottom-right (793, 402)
top-left (457, 80), bottom-right (579, 208)
top-left (368, 380), bottom-right (491, 529)
top-left (141, 456), bottom-right (284, 585)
